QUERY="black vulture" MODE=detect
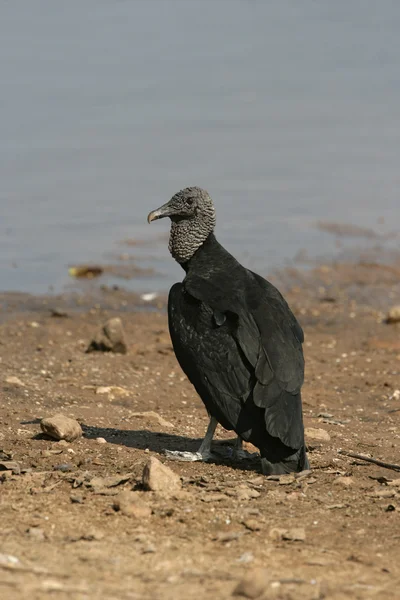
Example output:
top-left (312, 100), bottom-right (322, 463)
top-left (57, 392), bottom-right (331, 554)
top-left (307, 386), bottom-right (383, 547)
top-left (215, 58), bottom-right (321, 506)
top-left (147, 187), bottom-right (309, 474)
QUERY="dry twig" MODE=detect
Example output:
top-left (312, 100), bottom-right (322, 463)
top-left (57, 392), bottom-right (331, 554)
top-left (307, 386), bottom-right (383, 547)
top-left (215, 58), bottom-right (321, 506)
top-left (338, 450), bottom-right (400, 472)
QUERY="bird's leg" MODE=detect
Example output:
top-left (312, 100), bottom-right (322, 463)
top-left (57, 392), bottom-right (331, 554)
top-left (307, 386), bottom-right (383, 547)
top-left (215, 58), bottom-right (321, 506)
top-left (232, 436), bottom-right (246, 460)
top-left (164, 416), bottom-right (218, 462)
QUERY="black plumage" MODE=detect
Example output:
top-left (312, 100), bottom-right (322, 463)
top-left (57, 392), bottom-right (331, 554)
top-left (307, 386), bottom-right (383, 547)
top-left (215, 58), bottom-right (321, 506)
top-left (148, 187), bottom-right (309, 474)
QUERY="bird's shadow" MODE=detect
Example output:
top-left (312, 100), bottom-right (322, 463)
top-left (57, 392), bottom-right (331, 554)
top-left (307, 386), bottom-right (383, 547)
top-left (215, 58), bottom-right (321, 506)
top-left (81, 423), bottom-right (261, 473)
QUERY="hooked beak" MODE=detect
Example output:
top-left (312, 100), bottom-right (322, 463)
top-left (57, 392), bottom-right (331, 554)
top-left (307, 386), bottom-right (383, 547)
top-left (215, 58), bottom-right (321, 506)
top-left (147, 201), bottom-right (172, 224)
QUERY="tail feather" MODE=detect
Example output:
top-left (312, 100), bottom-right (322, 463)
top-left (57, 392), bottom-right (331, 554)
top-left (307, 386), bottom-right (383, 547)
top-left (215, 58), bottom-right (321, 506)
top-left (261, 445), bottom-right (309, 475)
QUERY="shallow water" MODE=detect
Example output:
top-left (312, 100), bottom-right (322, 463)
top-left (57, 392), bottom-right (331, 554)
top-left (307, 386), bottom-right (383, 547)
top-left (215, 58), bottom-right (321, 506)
top-left (1, 1), bottom-right (399, 294)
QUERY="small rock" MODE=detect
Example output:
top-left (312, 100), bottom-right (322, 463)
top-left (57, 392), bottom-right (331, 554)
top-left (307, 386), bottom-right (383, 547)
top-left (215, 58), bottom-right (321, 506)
top-left (113, 491), bottom-right (152, 519)
top-left (232, 568), bottom-right (269, 598)
top-left (388, 479), bottom-right (400, 487)
top-left (88, 473), bottom-right (133, 493)
top-left (5, 376), bottom-right (24, 387)
top-left (86, 317), bottom-right (127, 354)
top-left (201, 493), bottom-right (228, 503)
top-left (26, 527), bottom-right (45, 541)
top-left (54, 463), bottom-right (74, 472)
top-left (0, 461), bottom-right (21, 475)
top-left (96, 437), bottom-right (107, 444)
top-left (237, 552), bottom-right (254, 564)
top-left (242, 519), bottom-right (261, 531)
top-left (390, 389), bottom-right (400, 401)
top-left (269, 527), bottom-right (306, 542)
top-left (130, 411), bottom-right (174, 429)
top-left (40, 414), bottom-right (82, 442)
top-left (70, 493), bottom-right (85, 504)
top-left (334, 476), bottom-right (354, 487)
top-left (81, 528), bottom-right (104, 541)
top-left (142, 456), bottom-right (181, 496)
top-left (305, 427), bottom-right (331, 442)
top-left (213, 531), bottom-right (242, 543)
top-left (386, 306), bottom-right (400, 324)
top-left (96, 386), bottom-right (130, 397)
top-left (50, 308), bottom-right (69, 318)
top-left (278, 474), bottom-right (296, 485)
top-left (236, 485), bottom-right (261, 501)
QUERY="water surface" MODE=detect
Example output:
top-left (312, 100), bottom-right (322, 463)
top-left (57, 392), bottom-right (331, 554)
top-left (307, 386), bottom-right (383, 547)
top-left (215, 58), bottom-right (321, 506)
top-left (1, 1), bottom-right (399, 293)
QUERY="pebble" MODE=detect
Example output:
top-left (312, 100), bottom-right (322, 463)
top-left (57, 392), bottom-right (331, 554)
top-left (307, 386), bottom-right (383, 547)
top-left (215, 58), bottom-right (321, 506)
top-left (202, 493), bottom-right (228, 503)
top-left (142, 456), bottom-right (181, 496)
top-left (232, 568), bottom-right (270, 598)
top-left (70, 493), bottom-right (85, 504)
top-left (96, 437), bottom-right (107, 444)
top-left (54, 463), bottom-right (74, 472)
top-left (242, 519), bottom-right (262, 532)
top-left (236, 485), bottom-right (261, 501)
top-left (5, 376), bottom-right (24, 387)
top-left (130, 411), bottom-right (174, 429)
top-left (26, 527), bottom-right (45, 541)
top-left (86, 317), bottom-right (127, 354)
top-left (305, 427), bottom-right (331, 442)
top-left (269, 527), bottom-right (306, 542)
top-left (334, 476), bottom-right (354, 487)
top-left (96, 386), bottom-right (129, 397)
top-left (237, 552), bottom-right (254, 564)
top-left (113, 491), bottom-right (152, 519)
top-left (386, 306), bottom-right (400, 324)
top-left (41, 414), bottom-right (82, 442)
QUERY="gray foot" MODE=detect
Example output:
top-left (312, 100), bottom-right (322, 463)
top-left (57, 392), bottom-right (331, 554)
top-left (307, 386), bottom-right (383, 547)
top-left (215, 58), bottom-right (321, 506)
top-left (163, 449), bottom-right (216, 462)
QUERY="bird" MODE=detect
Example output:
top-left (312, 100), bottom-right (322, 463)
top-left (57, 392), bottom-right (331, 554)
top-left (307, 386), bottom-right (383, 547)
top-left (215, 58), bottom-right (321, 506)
top-left (147, 187), bottom-right (309, 475)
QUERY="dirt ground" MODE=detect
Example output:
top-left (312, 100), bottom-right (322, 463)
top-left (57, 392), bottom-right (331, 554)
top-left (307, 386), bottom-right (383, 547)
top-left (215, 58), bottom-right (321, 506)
top-left (1, 260), bottom-right (400, 600)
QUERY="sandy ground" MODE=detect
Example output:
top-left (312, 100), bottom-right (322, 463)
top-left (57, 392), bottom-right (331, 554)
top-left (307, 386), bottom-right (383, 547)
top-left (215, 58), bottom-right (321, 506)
top-left (1, 260), bottom-right (400, 600)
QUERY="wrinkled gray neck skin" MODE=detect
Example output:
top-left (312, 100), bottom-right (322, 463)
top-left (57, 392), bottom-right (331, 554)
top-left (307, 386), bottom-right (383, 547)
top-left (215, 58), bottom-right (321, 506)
top-left (168, 208), bottom-right (216, 264)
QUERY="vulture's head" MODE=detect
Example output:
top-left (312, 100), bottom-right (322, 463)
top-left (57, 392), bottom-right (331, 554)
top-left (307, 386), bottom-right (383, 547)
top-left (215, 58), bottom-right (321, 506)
top-left (147, 187), bottom-right (216, 263)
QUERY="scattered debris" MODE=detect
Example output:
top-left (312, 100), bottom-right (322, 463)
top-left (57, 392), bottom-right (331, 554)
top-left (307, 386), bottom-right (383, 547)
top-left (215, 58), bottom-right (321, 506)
top-left (142, 457), bottom-right (181, 496)
top-left (305, 427), bottom-right (331, 442)
top-left (113, 491), bottom-right (152, 518)
top-left (386, 306), bottom-right (400, 324)
top-left (232, 568), bottom-right (270, 598)
top-left (40, 414), bottom-right (82, 442)
top-left (86, 317), bottom-right (127, 354)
